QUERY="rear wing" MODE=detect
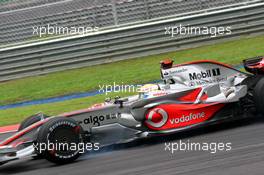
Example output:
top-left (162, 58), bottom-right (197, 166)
top-left (243, 56), bottom-right (264, 74)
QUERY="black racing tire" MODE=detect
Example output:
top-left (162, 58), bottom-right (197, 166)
top-left (0, 162), bottom-right (6, 166)
top-left (253, 77), bottom-right (264, 115)
top-left (19, 113), bottom-right (48, 159)
top-left (35, 117), bottom-right (83, 164)
top-left (18, 113), bottom-right (48, 131)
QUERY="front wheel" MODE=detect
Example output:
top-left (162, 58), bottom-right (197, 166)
top-left (35, 117), bottom-right (83, 164)
top-left (253, 77), bottom-right (264, 115)
top-left (19, 113), bottom-right (48, 131)
top-left (19, 113), bottom-right (49, 159)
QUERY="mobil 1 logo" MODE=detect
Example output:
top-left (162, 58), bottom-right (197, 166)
top-left (189, 68), bottom-right (221, 80)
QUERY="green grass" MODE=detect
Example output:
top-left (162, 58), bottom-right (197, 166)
top-left (0, 35), bottom-right (264, 126)
top-left (0, 95), bottom-right (104, 126)
top-left (1, 35), bottom-right (264, 106)
top-left (0, 92), bottom-right (135, 126)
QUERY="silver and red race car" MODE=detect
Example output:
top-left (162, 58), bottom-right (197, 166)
top-left (1, 57), bottom-right (264, 165)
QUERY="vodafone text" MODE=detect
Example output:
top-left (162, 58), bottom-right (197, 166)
top-left (169, 112), bottom-right (205, 125)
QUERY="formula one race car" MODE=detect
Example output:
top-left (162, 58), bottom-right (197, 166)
top-left (1, 56), bottom-right (264, 165)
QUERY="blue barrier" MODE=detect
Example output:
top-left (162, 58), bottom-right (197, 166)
top-left (0, 80), bottom-right (161, 110)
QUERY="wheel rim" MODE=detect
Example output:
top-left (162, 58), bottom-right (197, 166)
top-left (48, 125), bottom-right (80, 158)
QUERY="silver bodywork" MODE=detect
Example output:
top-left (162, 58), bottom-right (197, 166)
top-left (0, 60), bottom-right (251, 165)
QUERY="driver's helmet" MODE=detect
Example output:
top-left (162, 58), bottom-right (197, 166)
top-left (139, 84), bottom-right (161, 99)
top-left (139, 84), bottom-right (159, 93)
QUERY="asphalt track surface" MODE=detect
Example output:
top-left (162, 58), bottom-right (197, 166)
top-left (1, 116), bottom-right (264, 175)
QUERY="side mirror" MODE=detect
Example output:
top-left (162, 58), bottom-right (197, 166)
top-left (160, 59), bottom-right (174, 69)
top-left (114, 98), bottom-right (128, 108)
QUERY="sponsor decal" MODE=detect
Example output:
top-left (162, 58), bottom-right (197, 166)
top-left (189, 68), bottom-right (221, 80)
top-left (146, 109), bottom-right (206, 128)
top-left (170, 112), bottom-right (205, 125)
top-left (146, 108), bottom-right (168, 128)
top-left (163, 68), bottom-right (188, 76)
top-left (188, 77), bottom-right (227, 87)
top-left (49, 121), bottom-right (77, 132)
top-left (145, 104), bottom-right (225, 131)
top-left (80, 113), bottom-right (120, 126)
top-left (152, 91), bottom-right (168, 97)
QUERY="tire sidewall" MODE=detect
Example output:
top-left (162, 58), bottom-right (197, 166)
top-left (19, 114), bottom-right (48, 131)
top-left (254, 77), bottom-right (264, 115)
top-left (36, 117), bottom-right (82, 164)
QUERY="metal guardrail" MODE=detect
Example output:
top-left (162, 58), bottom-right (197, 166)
top-left (0, 2), bottom-right (264, 82)
top-left (1, 0), bottom-right (258, 45)
top-left (0, 0), bottom-right (256, 44)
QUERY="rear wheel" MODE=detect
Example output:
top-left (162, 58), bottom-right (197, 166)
top-left (253, 77), bottom-right (264, 115)
top-left (35, 117), bottom-right (83, 164)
